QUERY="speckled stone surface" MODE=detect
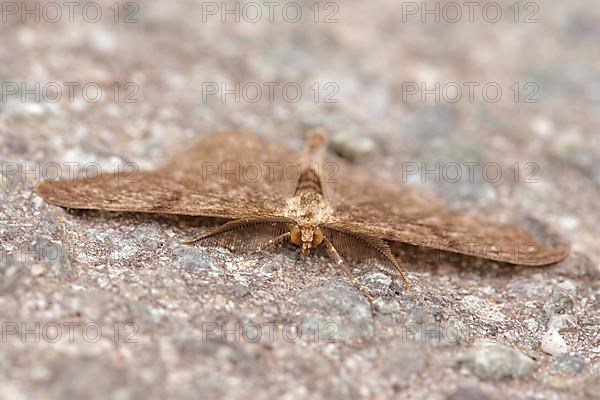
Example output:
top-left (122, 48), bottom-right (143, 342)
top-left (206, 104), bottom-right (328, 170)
top-left (1, 1), bottom-right (599, 399)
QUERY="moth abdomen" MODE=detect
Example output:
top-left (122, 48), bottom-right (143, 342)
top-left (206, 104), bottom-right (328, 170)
top-left (294, 168), bottom-right (323, 195)
top-left (294, 128), bottom-right (328, 196)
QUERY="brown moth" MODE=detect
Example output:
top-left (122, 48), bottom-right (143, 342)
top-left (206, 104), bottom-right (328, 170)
top-left (35, 129), bottom-right (570, 300)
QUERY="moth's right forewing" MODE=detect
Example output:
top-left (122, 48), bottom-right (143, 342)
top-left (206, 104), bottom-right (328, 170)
top-left (34, 172), bottom-right (284, 219)
top-left (166, 129), bottom-right (298, 193)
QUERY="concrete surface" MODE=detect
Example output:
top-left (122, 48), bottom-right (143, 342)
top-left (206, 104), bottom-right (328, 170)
top-left (0, 0), bottom-right (599, 399)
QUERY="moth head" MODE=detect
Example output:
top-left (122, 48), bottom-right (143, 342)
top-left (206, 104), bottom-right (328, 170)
top-left (290, 225), bottom-right (324, 254)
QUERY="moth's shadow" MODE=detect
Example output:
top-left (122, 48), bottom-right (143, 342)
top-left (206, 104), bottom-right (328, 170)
top-left (63, 209), bottom-right (552, 282)
top-left (65, 209), bottom-right (228, 231)
top-left (391, 241), bottom-right (546, 281)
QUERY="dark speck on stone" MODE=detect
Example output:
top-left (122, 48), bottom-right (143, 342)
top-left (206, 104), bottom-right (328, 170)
top-left (543, 288), bottom-right (575, 316)
top-left (373, 298), bottom-right (401, 315)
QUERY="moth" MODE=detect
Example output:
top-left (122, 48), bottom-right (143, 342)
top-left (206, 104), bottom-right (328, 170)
top-left (35, 129), bottom-right (570, 300)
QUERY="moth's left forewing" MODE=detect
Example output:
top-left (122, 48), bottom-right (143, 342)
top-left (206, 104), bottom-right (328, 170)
top-left (378, 212), bottom-right (570, 266)
top-left (325, 156), bottom-right (569, 266)
top-left (322, 155), bottom-right (447, 226)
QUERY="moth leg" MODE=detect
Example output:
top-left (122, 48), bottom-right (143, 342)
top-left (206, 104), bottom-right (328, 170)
top-left (323, 238), bottom-right (374, 301)
top-left (255, 232), bottom-right (291, 253)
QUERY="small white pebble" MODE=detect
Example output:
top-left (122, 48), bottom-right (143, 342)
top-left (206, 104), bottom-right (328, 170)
top-left (559, 216), bottom-right (580, 231)
top-left (165, 230), bottom-right (176, 238)
top-left (531, 117), bottom-right (554, 137)
top-left (541, 328), bottom-right (569, 355)
top-left (25, 103), bottom-right (45, 116)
